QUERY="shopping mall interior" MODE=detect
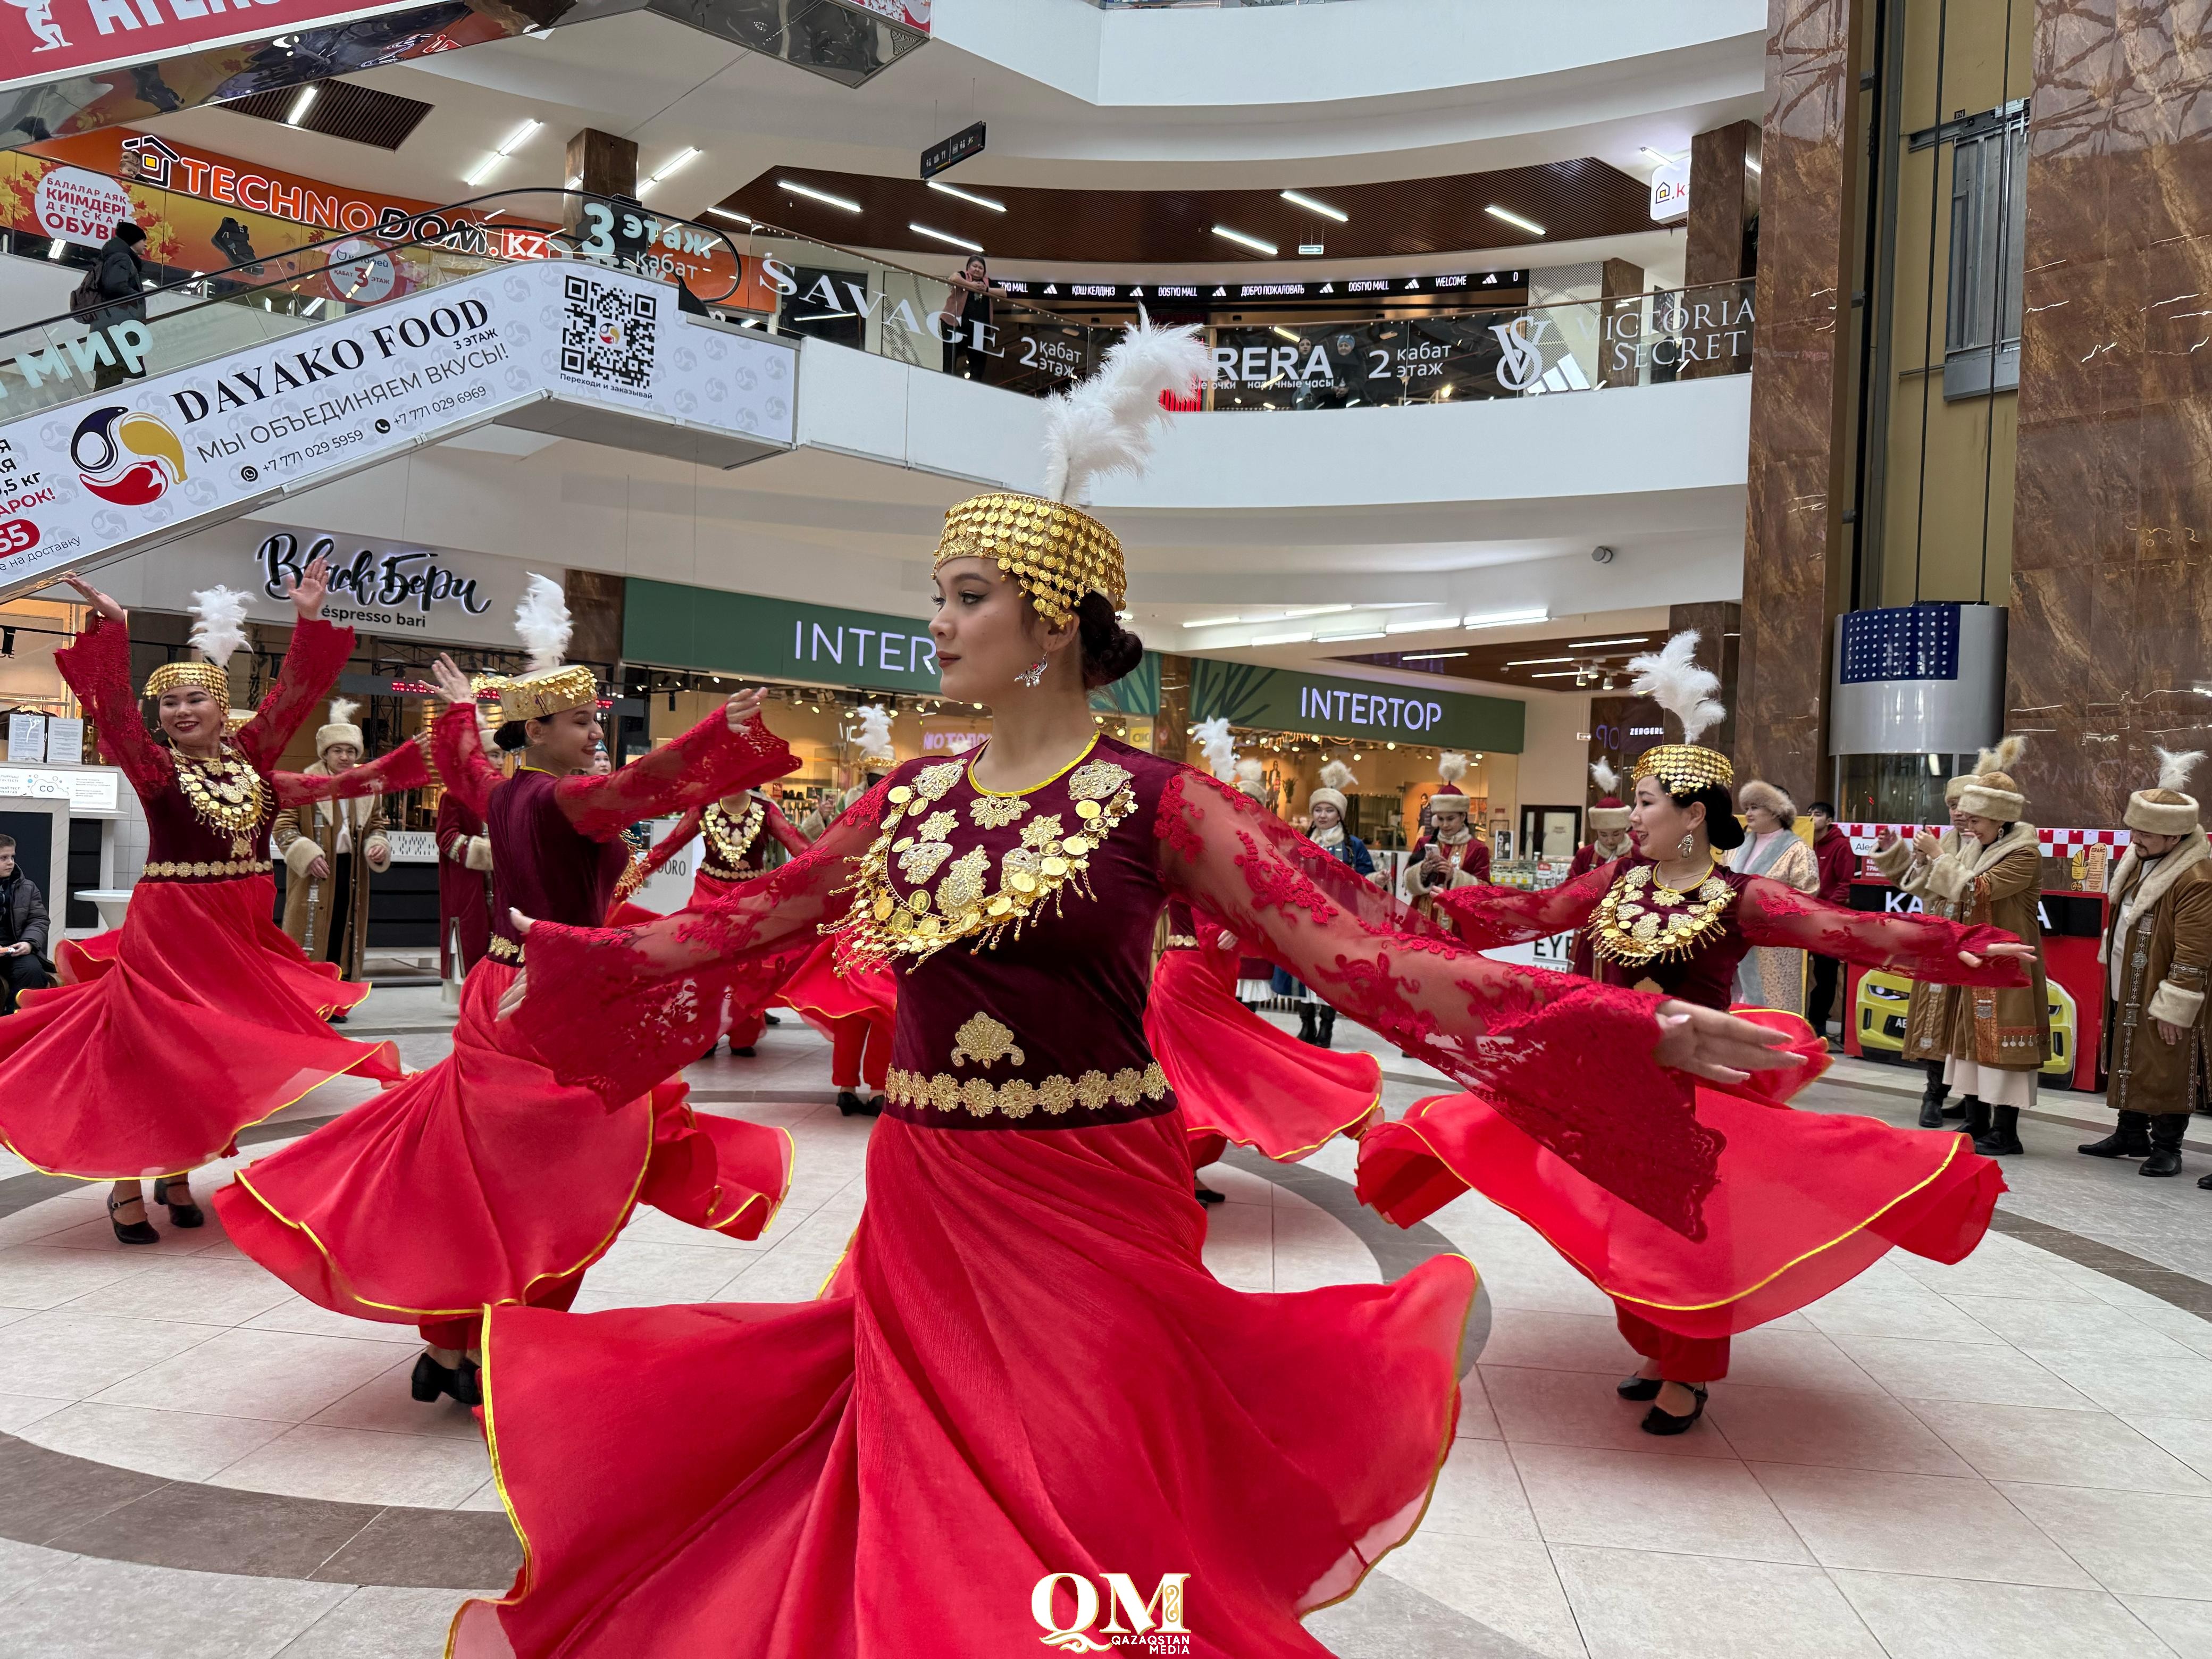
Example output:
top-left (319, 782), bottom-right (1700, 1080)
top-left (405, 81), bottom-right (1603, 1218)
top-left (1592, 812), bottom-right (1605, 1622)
top-left (0, 0), bottom-right (2208, 1654)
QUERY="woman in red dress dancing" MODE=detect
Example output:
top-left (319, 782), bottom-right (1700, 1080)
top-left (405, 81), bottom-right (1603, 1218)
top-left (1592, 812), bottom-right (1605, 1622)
top-left (455, 325), bottom-right (1800, 1659)
top-left (214, 578), bottom-right (800, 1406)
top-left (0, 564), bottom-right (407, 1244)
top-left (1358, 631), bottom-right (2037, 1433)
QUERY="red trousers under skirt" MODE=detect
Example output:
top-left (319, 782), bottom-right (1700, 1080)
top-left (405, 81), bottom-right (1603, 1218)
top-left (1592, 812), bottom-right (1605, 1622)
top-left (0, 876), bottom-right (396, 1179)
top-left (829, 1016), bottom-right (890, 1092)
top-left (779, 937), bottom-right (896, 1094)
top-left (215, 958), bottom-right (792, 1348)
top-left (451, 1110), bottom-right (1474, 1658)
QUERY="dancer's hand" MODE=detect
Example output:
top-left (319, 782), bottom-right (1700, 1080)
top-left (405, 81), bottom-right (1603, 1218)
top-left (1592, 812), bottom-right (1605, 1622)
top-left (283, 551), bottom-right (331, 620)
top-left (1959, 941), bottom-right (2035, 969)
top-left (497, 969), bottom-right (527, 1020)
top-left (63, 572), bottom-right (124, 624)
top-left (428, 653), bottom-right (475, 706)
top-left (724, 687), bottom-right (768, 731)
top-left (1652, 1001), bottom-right (1804, 1086)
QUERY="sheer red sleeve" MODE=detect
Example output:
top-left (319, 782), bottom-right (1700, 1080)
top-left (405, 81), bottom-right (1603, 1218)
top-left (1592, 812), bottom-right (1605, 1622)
top-left (551, 712), bottom-right (797, 841)
top-left (1156, 770), bottom-right (1722, 1238)
top-left (1434, 869), bottom-right (1614, 950)
top-left (1734, 876), bottom-right (2028, 986)
top-left (765, 800), bottom-right (811, 856)
top-left (637, 808), bottom-right (704, 885)
top-left (510, 785), bottom-right (893, 1103)
top-left (234, 618), bottom-right (355, 773)
top-left (431, 701), bottom-right (501, 820)
top-left (54, 614), bottom-right (169, 800)
top-left (271, 733), bottom-right (431, 808)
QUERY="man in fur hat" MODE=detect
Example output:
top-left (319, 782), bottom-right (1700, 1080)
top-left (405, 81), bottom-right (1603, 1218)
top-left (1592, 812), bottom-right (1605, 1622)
top-left (273, 699), bottom-right (392, 1000)
top-left (1871, 738), bottom-right (2049, 1147)
top-left (1404, 752), bottom-right (1490, 924)
top-left (2081, 749), bottom-right (2211, 1179)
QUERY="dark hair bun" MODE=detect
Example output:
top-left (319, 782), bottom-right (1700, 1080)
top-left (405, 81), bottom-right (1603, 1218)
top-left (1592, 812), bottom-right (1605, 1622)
top-left (1681, 782), bottom-right (1746, 850)
top-left (1075, 591), bottom-right (1144, 690)
top-left (493, 719), bottom-right (529, 752)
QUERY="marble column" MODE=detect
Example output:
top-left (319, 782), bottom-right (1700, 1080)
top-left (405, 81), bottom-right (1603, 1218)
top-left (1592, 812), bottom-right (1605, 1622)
top-left (2004, 0), bottom-right (2212, 827)
top-left (1599, 258), bottom-right (1646, 390)
top-left (1668, 600), bottom-right (1741, 762)
top-left (1734, 0), bottom-right (1859, 810)
top-left (1151, 652), bottom-right (1192, 760)
top-left (563, 569), bottom-right (624, 670)
top-left (563, 129), bottom-right (637, 240)
top-left (1688, 119), bottom-right (1761, 289)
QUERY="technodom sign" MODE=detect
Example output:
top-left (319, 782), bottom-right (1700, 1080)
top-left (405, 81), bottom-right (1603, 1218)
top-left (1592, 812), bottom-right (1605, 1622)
top-left (0, 262), bottom-right (796, 601)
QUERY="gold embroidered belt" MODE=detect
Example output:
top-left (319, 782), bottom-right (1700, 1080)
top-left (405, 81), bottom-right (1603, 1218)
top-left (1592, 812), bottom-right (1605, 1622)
top-left (1162, 934), bottom-right (1199, 949)
top-left (698, 861), bottom-right (753, 883)
top-left (143, 859), bottom-right (271, 881)
top-left (488, 934), bottom-right (523, 962)
top-left (885, 1060), bottom-right (1170, 1122)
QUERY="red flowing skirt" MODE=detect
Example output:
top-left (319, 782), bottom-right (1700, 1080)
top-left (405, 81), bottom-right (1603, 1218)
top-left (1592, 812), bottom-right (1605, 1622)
top-left (56, 910), bottom-right (372, 1017)
top-left (776, 936), bottom-right (897, 1037)
top-left (213, 959), bottom-right (792, 1325)
top-left (0, 877), bottom-right (398, 1179)
top-left (1356, 1013), bottom-right (2003, 1342)
top-left (452, 1110), bottom-right (1472, 1659)
top-left (1146, 949), bottom-right (1380, 1167)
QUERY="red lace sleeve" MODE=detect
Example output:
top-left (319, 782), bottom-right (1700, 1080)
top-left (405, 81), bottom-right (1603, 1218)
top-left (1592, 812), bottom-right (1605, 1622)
top-left (510, 783), bottom-right (894, 1103)
top-left (1156, 769), bottom-right (1722, 1239)
top-left (551, 712), bottom-right (796, 841)
top-left (54, 614), bottom-right (169, 800)
top-left (765, 800), bottom-right (811, 856)
top-left (271, 733), bottom-right (431, 808)
top-left (1434, 869), bottom-right (1613, 950)
top-left (1734, 876), bottom-right (2029, 986)
top-left (234, 618), bottom-right (354, 773)
top-left (638, 808), bottom-right (705, 885)
top-left (432, 701), bottom-right (501, 820)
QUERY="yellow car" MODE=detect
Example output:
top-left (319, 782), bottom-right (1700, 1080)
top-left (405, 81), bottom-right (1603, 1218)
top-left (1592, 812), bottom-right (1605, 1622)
top-left (1855, 969), bottom-right (2074, 1078)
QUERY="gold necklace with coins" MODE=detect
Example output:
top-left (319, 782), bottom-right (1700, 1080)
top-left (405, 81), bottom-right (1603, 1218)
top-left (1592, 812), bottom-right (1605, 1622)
top-left (172, 743), bottom-right (268, 859)
top-left (702, 799), bottom-right (765, 872)
top-left (1588, 860), bottom-right (1735, 968)
top-left (840, 744), bottom-right (1137, 967)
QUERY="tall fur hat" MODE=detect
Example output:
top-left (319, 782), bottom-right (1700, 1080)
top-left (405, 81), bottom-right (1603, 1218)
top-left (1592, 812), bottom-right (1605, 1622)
top-left (1430, 751), bottom-right (1471, 813)
top-left (2126, 746), bottom-right (2204, 836)
top-left (315, 697), bottom-right (363, 757)
top-left (1588, 759), bottom-right (1630, 833)
top-left (1310, 758), bottom-right (1356, 816)
top-left (1736, 778), bottom-right (1796, 828)
top-left (1956, 735), bottom-right (2027, 823)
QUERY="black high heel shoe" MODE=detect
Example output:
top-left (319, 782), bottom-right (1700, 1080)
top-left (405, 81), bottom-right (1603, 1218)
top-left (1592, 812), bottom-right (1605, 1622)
top-left (107, 1193), bottom-right (159, 1245)
top-left (1616, 1373), bottom-right (1662, 1402)
top-left (410, 1351), bottom-right (482, 1405)
top-left (151, 1177), bottom-right (204, 1229)
top-left (1640, 1385), bottom-right (1710, 1436)
top-left (1194, 1184), bottom-right (1226, 1205)
top-left (837, 1090), bottom-right (869, 1117)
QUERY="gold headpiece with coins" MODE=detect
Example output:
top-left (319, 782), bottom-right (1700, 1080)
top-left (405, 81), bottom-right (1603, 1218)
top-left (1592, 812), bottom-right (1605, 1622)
top-left (933, 315), bottom-right (1208, 630)
top-left (1625, 631), bottom-right (1735, 794)
top-left (144, 586), bottom-right (252, 705)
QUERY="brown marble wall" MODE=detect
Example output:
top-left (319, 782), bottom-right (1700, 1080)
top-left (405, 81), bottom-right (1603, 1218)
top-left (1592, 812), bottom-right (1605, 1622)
top-left (563, 568), bottom-right (624, 668)
top-left (1600, 258), bottom-right (1646, 389)
top-left (1668, 600), bottom-right (1742, 761)
top-left (1688, 120), bottom-right (1761, 288)
top-left (2005, 0), bottom-right (2212, 827)
top-left (1735, 0), bottom-right (1860, 810)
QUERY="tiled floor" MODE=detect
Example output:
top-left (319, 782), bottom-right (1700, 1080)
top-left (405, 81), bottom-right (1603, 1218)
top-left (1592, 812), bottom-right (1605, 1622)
top-left (6, 990), bottom-right (2212, 1656)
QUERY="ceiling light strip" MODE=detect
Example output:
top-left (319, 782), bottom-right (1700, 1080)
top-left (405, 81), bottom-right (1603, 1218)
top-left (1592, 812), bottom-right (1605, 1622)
top-left (1211, 225), bottom-right (1278, 256)
top-left (1484, 204), bottom-right (1546, 237)
top-left (928, 179), bottom-right (1007, 212)
top-left (1279, 189), bottom-right (1348, 223)
top-left (781, 179), bottom-right (861, 212)
top-left (910, 222), bottom-right (983, 252)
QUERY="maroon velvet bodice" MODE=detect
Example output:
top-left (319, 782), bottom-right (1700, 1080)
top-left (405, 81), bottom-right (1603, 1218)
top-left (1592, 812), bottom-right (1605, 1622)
top-left (1591, 861), bottom-right (1755, 1011)
top-left (489, 769), bottom-right (630, 957)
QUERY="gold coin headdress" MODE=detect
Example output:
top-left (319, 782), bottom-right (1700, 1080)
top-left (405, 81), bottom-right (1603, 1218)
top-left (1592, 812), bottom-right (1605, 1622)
top-left (495, 573), bottom-right (598, 724)
top-left (1625, 630), bottom-right (1733, 794)
top-left (144, 585), bottom-right (252, 705)
top-left (932, 313), bottom-right (1210, 627)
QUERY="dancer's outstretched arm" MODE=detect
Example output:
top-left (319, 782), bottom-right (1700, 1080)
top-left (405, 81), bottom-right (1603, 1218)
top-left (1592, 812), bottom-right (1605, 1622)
top-left (54, 581), bottom-right (169, 799)
top-left (236, 555), bottom-right (355, 773)
top-left (1732, 876), bottom-right (2033, 982)
top-left (1432, 867), bottom-right (1615, 949)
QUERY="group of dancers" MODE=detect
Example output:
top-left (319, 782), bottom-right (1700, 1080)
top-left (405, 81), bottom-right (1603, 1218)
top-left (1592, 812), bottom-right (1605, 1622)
top-left (0, 319), bottom-right (2044, 1657)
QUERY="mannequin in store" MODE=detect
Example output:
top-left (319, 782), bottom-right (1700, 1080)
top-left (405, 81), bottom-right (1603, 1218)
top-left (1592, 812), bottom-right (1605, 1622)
top-left (0, 562), bottom-right (408, 1245)
top-left (1869, 738), bottom-right (2051, 1145)
top-left (273, 699), bottom-right (394, 1010)
top-left (2084, 749), bottom-right (2210, 1179)
top-left (1403, 752), bottom-right (1489, 924)
top-left (213, 577), bottom-right (799, 1409)
top-left (457, 322), bottom-right (1807, 1657)
top-left (1358, 631), bottom-right (2036, 1434)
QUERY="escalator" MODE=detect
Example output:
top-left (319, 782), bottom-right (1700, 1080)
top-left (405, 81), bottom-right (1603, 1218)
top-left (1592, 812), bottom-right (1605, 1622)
top-left (0, 188), bottom-right (797, 602)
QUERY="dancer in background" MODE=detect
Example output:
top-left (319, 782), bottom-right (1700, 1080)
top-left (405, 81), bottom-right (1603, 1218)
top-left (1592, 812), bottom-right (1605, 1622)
top-left (215, 579), bottom-right (799, 1406)
top-left (436, 697), bottom-right (498, 988)
top-left (1568, 763), bottom-right (1636, 976)
top-left (1403, 751), bottom-right (1488, 924)
top-left (0, 564), bottom-right (405, 1243)
top-left (1360, 633), bottom-right (2035, 1434)
top-left (273, 698), bottom-right (392, 1012)
top-left (457, 324), bottom-right (1801, 1659)
top-left (1291, 758), bottom-right (1376, 1049)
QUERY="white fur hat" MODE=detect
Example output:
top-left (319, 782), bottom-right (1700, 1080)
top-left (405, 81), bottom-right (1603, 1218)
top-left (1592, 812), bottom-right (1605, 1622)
top-left (2126, 747), bottom-right (2203, 836)
top-left (1430, 751), bottom-right (1471, 812)
top-left (1956, 735), bottom-right (2027, 823)
top-left (315, 697), bottom-right (363, 756)
top-left (1310, 758), bottom-right (1355, 816)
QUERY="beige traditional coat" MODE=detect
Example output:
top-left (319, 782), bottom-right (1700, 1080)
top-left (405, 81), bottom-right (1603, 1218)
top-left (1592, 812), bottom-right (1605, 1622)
top-left (2099, 832), bottom-right (2212, 1116)
top-left (273, 765), bottom-right (391, 981)
top-left (1871, 822), bottom-right (2050, 1071)
top-left (1729, 830), bottom-right (1820, 1012)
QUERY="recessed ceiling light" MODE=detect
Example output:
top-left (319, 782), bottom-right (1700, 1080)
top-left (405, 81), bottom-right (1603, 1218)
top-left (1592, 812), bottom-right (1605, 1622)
top-left (1528, 669), bottom-right (1582, 678)
top-left (706, 206), bottom-right (752, 225)
top-left (910, 222), bottom-right (983, 253)
top-left (927, 179), bottom-right (1006, 212)
top-left (1279, 189), bottom-right (1347, 223)
top-left (1385, 618), bottom-right (1453, 634)
top-left (1400, 651), bottom-right (1468, 661)
top-left (1315, 631), bottom-right (1386, 643)
top-left (1182, 615), bottom-right (1244, 630)
top-left (1212, 225), bottom-right (1278, 256)
top-left (1566, 635), bottom-right (1649, 648)
top-left (1462, 607), bottom-right (1549, 629)
top-left (1639, 146), bottom-right (1678, 166)
top-left (781, 179), bottom-right (861, 212)
top-left (286, 83), bottom-right (318, 125)
top-left (1271, 325), bottom-right (1300, 343)
top-left (1249, 629), bottom-right (1313, 647)
top-left (495, 118), bottom-right (540, 156)
top-left (1506, 656), bottom-right (1577, 667)
top-left (646, 147), bottom-right (699, 186)
top-left (1484, 205), bottom-right (1546, 237)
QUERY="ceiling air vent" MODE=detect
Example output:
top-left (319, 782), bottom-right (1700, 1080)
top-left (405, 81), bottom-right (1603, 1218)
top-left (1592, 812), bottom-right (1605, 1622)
top-left (222, 80), bottom-right (434, 151)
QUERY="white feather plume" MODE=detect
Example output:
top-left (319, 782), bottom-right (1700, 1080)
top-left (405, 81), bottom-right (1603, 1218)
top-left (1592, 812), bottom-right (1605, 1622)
top-left (854, 703), bottom-right (894, 763)
top-left (514, 573), bottom-right (573, 675)
top-left (1626, 631), bottom-right (1725, 747)
top-left (1437, 751), bottom-right (1469, 786)
top-left (1235, 757), bottom-right (1266, 788)
top-left (325, 698), bottom-right (359, 728)
top-left (1319, 759), bottom-right (1356, 792)
top-left (187, 586), bottom-right (250, 667)
top-left (1195, 716), bottom-right (1237, 781)
top-left (2155, 745), bottom-right (2205, 794)
top-left (1039, 311), bottom-right (1210, 505)
top-left (1590, 758), bottom-right (1620, 796)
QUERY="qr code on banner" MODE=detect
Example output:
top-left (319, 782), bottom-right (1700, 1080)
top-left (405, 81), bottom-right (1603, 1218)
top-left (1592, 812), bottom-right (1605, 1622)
top-left (560, 273), bottom-right (657, 397)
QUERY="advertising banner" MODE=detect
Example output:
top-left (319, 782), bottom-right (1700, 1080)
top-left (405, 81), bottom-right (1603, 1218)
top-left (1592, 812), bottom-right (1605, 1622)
top-left (0, 261), bottom-right (798, 600)
top-left (625, 577), bottom-right (941, 696)
top-left (1189, 657), bottom-right (1524, 752)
